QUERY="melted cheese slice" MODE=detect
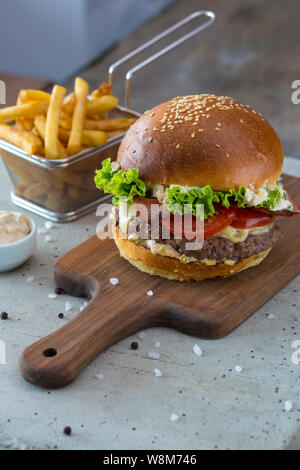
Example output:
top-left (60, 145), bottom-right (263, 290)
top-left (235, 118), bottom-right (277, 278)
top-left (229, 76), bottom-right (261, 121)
top-left (216, 224), bottom-right (272, 243)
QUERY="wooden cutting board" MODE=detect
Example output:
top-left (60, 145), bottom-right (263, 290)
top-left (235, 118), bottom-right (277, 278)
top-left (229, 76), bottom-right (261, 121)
top-left (19, 174), bottom-right (300, 389)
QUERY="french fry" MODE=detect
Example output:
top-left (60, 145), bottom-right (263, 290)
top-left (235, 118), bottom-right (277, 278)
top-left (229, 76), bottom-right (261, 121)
top-left (15, 94), bottom-right (26, 131)
top-left (0, 101), bottom-right (49, 120)
top-left (45, 85), bottom-right (66, 158)
top-left (67, 77), bottom-right (89, 155)
top-left (59, 128), bottom-right (107, 147)
top-left (0, 78), bottom-right (121, 160)
top-left (80, 130), bottom-right (107, 147)
top-left (0, 123), bottom-right (42, 155)
top-left (86, 95), bottom-right (118, 116)
top-left (84, 117), bottom-right (137, 131)
top-left (34, 115), bottom-right (67, 158)
top-left (106, 130), bottom-right (124, 139)
top-left (62, 92), bottom-right (76, 115)
top-left (59, 115), bottom-right (72, 130)
top-left (21, 117), bottom-right (34, 131)
top-left (90, 81), bottom-right (112, 100)
top-left (19, 89), bottom-right (50, 102)
top-left (23, 182), bottom-right (48, 199)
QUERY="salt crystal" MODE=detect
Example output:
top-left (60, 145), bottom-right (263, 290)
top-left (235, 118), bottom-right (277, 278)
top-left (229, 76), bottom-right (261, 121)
top-left (147, 290), bottom-right (153, 296)
top-left (44, 235), bottom-right (52, 243)
top-left (95, 373), bottom-right (104, 380)
top-left (26, 276), bottom-right (34, 283)
top-left (267, 314), bottom-right (275, 319)
top-left (110, 277), bottom-right (119, 286)
top-left (65, 301), bottom-right (72, 312)
top-left (80, 306), bottom-right (85, 312)
top-left (170, 413), bottom-right (179, 422)
top-left (45, 221), bottom-right (54, 230)
top-left (285, 400), bottom-right (293, 411)
top-left (148, 352), bottom-right (160, 359)
top-left (155, 342), bottom-right (161, 348)
top-left (48, 293), bottom-right (57, 299)
top-left (235, 365), bottom-right (243, 373)
top-left (137, 331), bottom-right (145, 340)
top-left (154, 368), bottom-right (162, 377)
top-left (193, 344), bottom-right (202, 357)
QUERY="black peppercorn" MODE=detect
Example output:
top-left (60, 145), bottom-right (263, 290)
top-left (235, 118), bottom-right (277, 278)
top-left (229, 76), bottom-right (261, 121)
top-left (55, 287), bottom-right (65, 295)
top-left (64, 426), bottom-right (72, 435)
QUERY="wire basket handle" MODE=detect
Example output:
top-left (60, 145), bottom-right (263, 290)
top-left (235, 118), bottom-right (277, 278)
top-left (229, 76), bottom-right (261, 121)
top-left (108, 10), bottom-right (215, 107)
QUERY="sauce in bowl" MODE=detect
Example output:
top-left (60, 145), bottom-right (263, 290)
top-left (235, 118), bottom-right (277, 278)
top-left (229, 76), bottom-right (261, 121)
top-left (0, 211), bottom-right (31, 245)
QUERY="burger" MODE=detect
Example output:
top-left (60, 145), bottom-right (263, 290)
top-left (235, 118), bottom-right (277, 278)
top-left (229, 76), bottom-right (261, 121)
top-left (95, 94), bottom-right (299, 281)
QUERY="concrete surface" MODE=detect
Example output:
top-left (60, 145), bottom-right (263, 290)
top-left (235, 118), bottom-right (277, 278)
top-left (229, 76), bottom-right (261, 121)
top-left (1, 0), bottom-right (300, 449)
top-left (66, 0), bottom-right (300, 159)
top-left (0, 156), bottom-right (299, 450)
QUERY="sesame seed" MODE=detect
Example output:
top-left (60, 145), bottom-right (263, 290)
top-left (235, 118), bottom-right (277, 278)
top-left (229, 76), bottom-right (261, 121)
top-left (191, 133), bottom-right (195, 138)
top-left (198, 129), bottom-right (204, 132)
top-left (148, 136), bottom-right (153, 142)
top-left (226, 153), bottom-right (230, 158)
top-left (240, 119), bottom-right (244, 123)
top-left (150, 112), bottom-right (155, 117)
top-left (215, 144), bottom-right (220, 148)
top-left (176, 144), bottom-right (180, 149)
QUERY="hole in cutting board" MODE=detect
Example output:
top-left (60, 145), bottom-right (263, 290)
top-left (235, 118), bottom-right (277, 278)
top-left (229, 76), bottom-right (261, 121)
top-left (43, 348), bottom-right (57, 357)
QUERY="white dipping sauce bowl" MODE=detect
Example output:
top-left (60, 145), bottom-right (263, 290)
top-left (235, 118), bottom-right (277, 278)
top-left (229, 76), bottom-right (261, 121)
top-left (0, 212), bottom-right (37, 272)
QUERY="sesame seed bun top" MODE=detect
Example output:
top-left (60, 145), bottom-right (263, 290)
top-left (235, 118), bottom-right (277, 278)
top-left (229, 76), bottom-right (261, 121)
top-left (117, 94), bottom-right (284, 190)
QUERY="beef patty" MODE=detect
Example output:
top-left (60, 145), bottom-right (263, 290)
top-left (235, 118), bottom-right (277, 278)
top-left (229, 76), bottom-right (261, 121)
top-left (163, 226), bottom-right (281, 263)
top-left (113, 208), bottom-right (281, 264)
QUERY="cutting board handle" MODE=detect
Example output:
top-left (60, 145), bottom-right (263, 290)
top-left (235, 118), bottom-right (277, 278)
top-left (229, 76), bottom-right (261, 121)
top-left (19, 296), bottom-right (159, 389)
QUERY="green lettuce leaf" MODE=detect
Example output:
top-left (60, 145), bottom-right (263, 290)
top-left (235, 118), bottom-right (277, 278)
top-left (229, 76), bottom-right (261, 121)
top-left (215, 187), bottom-right (247, 209)
top-left (94, 158), bottom-right (147, 206)
top-left (166, 185), bottom-right (220, 218)
top-left (95, 160), bottom-right (284, 218)
top-left (256, 187), bottom-right (282, 209)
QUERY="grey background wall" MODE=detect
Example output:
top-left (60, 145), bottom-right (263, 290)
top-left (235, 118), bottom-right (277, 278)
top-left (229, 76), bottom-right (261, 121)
top-left (0, 0), bottom-right (174, 81)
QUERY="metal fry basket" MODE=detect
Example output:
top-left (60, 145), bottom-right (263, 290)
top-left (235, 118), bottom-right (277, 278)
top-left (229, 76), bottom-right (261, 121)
top-left (0, 10), bottom-right (215, 222)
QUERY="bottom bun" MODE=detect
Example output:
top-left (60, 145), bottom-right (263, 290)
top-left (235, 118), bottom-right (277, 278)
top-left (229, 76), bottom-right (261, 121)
top-left (112, 226), bottom-right (272, 282)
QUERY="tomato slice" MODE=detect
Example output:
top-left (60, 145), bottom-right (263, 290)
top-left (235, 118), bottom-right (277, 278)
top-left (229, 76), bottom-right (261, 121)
top-left (231, 208), bottom-right (275, 229)
top-left (133, 197), bottom-right (275, 239)
top-left (162, 206), bottom-right (237, 240)
top-left (203, 207), bottom-right (237, 238)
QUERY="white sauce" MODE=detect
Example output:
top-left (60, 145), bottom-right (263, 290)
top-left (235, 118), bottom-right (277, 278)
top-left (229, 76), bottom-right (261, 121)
top-left (0, 211), bottom-right (31, 245)
top-left (244, 183), bottom-right (292, 211)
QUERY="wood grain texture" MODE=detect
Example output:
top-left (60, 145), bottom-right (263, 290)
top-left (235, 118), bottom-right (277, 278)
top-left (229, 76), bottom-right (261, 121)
top-left (19, 174), bottom-right (300, 389)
